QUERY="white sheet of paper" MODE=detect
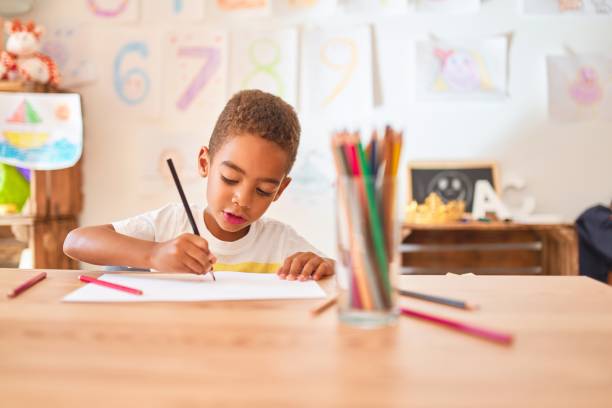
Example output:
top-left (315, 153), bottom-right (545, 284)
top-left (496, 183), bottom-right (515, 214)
top-left (417, 0), bottom-right (480, 13)
top-left (62, 272), bottom-right (327, 302)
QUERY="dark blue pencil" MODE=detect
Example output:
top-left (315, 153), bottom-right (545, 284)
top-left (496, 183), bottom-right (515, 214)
top-left (397, 289), bottom-right (478, 310)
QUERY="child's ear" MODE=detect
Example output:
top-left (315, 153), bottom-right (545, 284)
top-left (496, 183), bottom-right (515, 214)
top-left (272, 177), bottom-right (291, 202)
top-left (198, 146), bottom-right (210, 178)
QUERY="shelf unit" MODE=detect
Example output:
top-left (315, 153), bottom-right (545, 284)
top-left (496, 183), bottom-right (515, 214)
top-left (0, 81), bottom-right (83, 269)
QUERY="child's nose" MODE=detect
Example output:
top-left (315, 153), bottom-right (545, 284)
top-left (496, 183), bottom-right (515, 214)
top-left (232, 189), bottom-right (252, 209)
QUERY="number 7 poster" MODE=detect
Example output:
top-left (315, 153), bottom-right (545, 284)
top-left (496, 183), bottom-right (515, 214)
top-left (163, 29), bottom-right (228, 127)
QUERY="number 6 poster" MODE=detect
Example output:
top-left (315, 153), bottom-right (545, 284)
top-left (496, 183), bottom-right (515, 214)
top-left (164, 29), bottom-right (228, 127)
top-left (301, 25), bottom-right (373, 116)
top-left (96, 28), bottom-right (161, 117)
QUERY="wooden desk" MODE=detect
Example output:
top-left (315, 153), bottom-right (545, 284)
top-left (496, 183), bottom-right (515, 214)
top-left (1, 269), bottom-right (611, 407)
top-left (402, 222), bottom-right (579, 276)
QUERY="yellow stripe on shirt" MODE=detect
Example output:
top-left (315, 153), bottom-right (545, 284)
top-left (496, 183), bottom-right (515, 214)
top-left (213, 262), bottom-right (281, 274)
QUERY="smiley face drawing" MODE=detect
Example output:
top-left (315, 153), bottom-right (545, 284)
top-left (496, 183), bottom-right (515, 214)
top-left (426, 171), bottom-right (473, 205)
top-left (433, 48), bottom-right (491, 93)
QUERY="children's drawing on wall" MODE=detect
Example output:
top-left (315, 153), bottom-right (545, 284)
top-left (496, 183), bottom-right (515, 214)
top-left (139, 130), bottom-right (201, 198)
top-left (209, 0), bottom-right (270, 17)
top-left (164, 29), bottom-right (227, 127)
top-left (416, 36), bottom-right (508, 101)
top-left (547, 55), bottom-right (612, 121)
top-left (41, 24), bottom-right (97, 88)
top-left (144, 0), bottom-right (204, 22)
top-left (340, 0), bottom-right (408, 14)
top-left (272, 0), bottom-right (337, 17)
top-left (0, 93), bottom-right (83, 170)
top-left (523, 0), bottom-right (612, 15)
top-left (416, 0), bottom-right (480, 13)
top-left (230, 29), bottom-right (297, 108)
top-left (301, 25), bottom-right (373, 117)
top-left (85, 0), bottom-right (140, 22)
top-left (97, 29), bottom-right (161, 117)
top-left (286, 147), bottom-right (335, 204)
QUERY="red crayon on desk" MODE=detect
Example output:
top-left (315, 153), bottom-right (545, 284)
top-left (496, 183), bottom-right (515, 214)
top-left (6, 272), bottom-right (47, 298)
top-left (400, 307), bottom-right (513, 345)
top-left (79, 275), bottom-right (143, 296)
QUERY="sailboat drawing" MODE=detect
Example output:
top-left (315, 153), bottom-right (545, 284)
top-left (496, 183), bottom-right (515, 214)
top-left (3, 99), bottom-right (49, 149)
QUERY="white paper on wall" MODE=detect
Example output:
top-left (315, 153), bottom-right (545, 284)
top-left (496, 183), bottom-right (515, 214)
top-left (207, 0), bottom-right (270, 18)
top-left (288, 146), bottom-right (335, 201)
top-left (340, 0), bottom-right (408, 14)
top-left (523, 0), bottom-right (612, 15)
top-left (230, 28), bottom-right (298, 107)
top-left (416, 36), bottom-right (508, 101)
top-left (163, 29), bottom-right (228, 127)
top-left (139, 129), bottom-right (202, 197)
top-left (95, 28), bottom-right (162, 117)
top-left (0, 93), bottom-right (83, 170)
top-left (417, 0), bottom-right (480, 13)
top-left (83, 0), bottom-right (140, 22)
top-left (271, 0), bottom-right (337, 17)
top-left (143, 0), bottom-right (205, 22)
top-left (547, 55), bottom-right (612, 121)
top-left (301, 25), bottom-right (373, 116)
top-left (40, 23), bottom-right (97, 88)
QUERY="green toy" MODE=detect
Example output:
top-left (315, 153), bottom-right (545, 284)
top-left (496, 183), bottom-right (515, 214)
top-left (0, 163), bottom-right (30, 212)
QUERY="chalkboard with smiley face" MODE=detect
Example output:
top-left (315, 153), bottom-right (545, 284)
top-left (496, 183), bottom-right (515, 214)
top-left (408, 162), bottom-right (499, 213)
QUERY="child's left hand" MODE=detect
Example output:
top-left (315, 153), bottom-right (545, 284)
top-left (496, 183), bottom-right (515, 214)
top-left (277, 252), bottom-right (334, 281)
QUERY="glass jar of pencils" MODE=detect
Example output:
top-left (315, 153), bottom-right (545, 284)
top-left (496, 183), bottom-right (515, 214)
top-left (334, 174), bottom-right (400, 328)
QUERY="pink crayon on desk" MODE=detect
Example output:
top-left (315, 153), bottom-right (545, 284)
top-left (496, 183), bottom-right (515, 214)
top-left (401, 307), bottom-right (513, 346)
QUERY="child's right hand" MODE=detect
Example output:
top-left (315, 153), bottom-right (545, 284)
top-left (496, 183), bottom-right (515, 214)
top-left (149, 233), bottom-right (216, 274)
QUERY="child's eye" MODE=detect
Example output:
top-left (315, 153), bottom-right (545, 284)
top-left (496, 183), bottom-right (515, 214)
top-left (256, 188), bottom-right (274, 197)
top-left (221, 176), bottom-right (238, 185)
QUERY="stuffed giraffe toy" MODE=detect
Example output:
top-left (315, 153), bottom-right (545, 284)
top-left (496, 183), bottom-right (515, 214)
top-left (0, 20), bottom-right (59, 86)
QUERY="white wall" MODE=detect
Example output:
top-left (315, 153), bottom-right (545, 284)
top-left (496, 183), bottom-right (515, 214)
top-left (23, 0), bottom-right (612, 261)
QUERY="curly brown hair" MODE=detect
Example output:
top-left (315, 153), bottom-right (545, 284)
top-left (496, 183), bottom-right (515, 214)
top-left (208, 90), bottom-right (301, 173)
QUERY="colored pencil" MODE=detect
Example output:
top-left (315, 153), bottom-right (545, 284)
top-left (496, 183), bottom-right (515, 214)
top-left (400, 307), bottom-right (513, 345)
top-left (397, 289), bottom-right (479, 310)
top-left (331, 127), bottom-right (403, 313)
top-left (166, 158), bottom-right (216, 281)
top-left (6, 272), bottom-right (46, 298)
top-left (79, 274), bottom-right (143, 296)
top-left (310, 294), bottom-right (339, 316)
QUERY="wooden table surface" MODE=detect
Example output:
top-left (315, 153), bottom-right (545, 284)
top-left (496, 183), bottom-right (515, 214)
top-left (1, 269), bottom-right (611, 408)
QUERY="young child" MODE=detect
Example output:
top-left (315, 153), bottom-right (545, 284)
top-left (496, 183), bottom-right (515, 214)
top-left (64, 90), bottom-right (334, 281)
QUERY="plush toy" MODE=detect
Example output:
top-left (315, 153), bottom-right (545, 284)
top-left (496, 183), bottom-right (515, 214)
top-left (0, 20), bottom-right (59, 86)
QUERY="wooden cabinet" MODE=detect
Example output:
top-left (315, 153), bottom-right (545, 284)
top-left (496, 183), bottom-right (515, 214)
top-left (0, 160), bottom-right (83, 269)
top-left (0, 82), bottom-right (82, 269)
top-left (401, 222), bottom-right (579, 276)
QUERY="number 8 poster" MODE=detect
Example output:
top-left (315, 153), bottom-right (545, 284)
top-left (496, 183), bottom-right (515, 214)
top-left (229, 28), bottom-right (298, 108)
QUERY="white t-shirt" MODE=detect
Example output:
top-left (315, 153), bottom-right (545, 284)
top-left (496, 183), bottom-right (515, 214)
top-left (112, 202), bottom-right (325, 273)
